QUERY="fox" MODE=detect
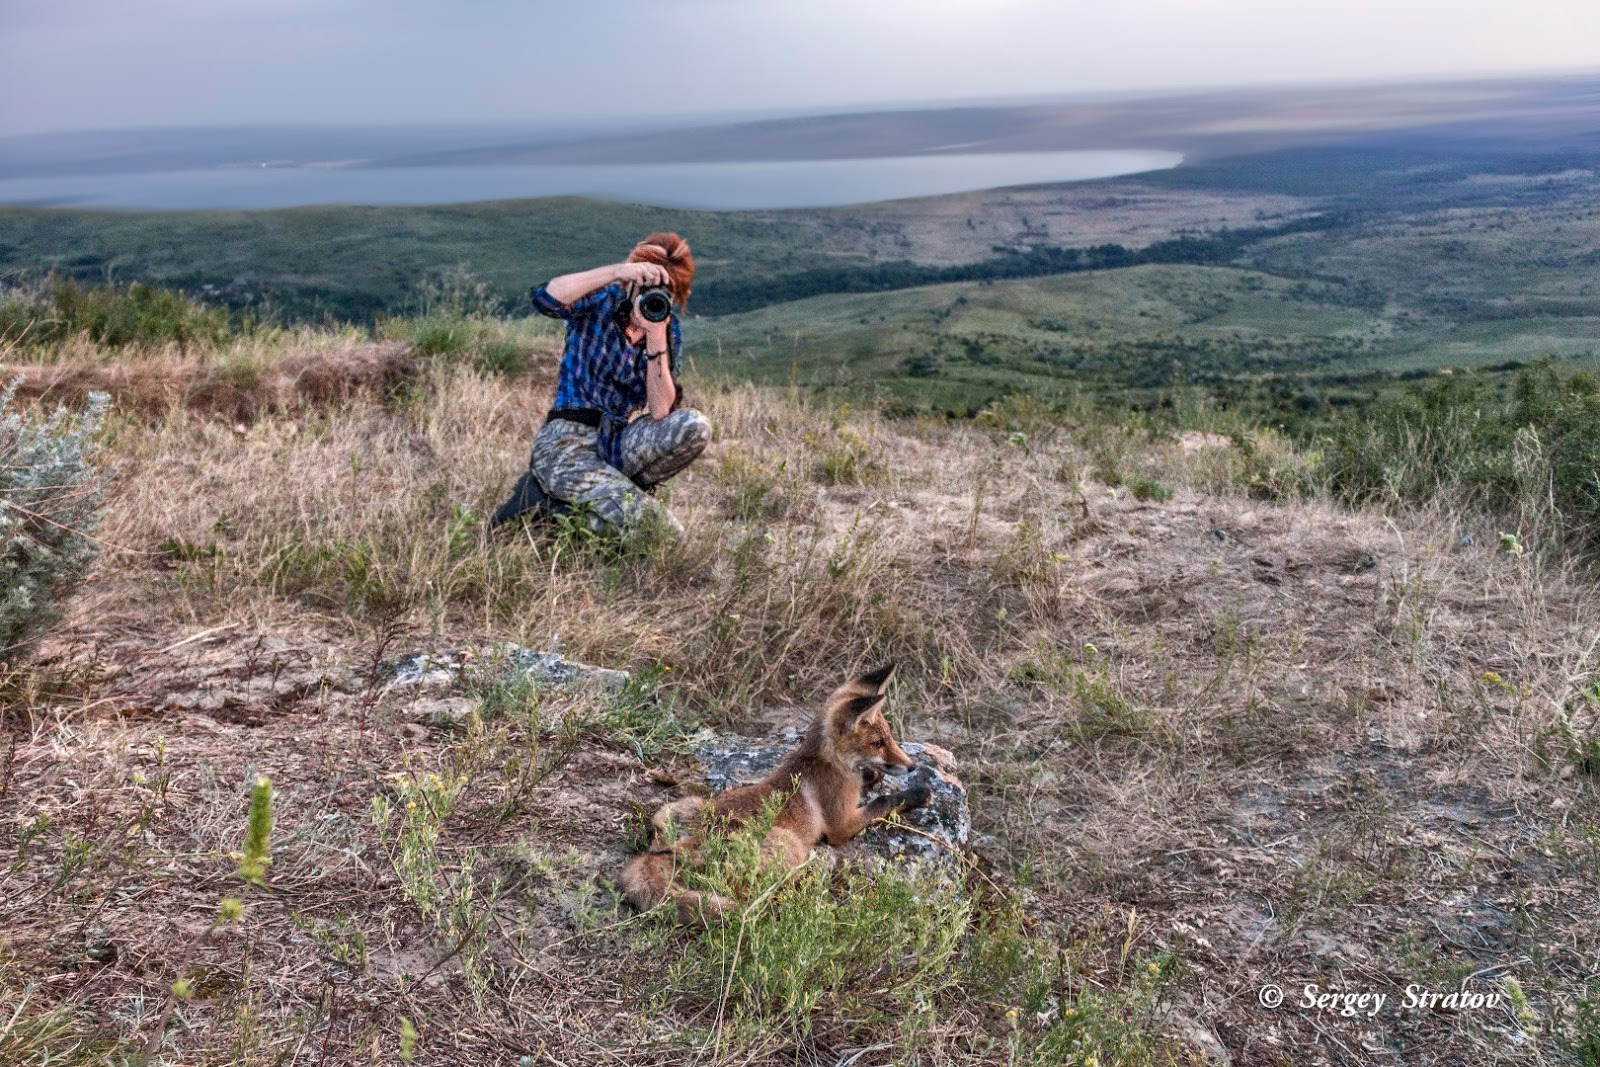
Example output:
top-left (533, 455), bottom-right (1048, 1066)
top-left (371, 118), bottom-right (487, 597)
top-left (620, 663), bottom-right (931, 923)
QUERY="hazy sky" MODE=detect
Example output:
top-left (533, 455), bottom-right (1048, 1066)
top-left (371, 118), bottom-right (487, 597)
top-left (2, 0), bottom-right (1597, 137)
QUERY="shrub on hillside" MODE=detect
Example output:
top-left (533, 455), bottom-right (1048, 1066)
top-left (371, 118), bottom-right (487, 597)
top-left (649, 804), bottom-right (1183, 1061)
top-left (379, 269), bottom-right (550, 378)
top-left (0, 383), bottom-right (109, 653)
top-left (0, 279), bottom-right (237, 350)
top-left (1319, 362), bottom-right (1600, 556)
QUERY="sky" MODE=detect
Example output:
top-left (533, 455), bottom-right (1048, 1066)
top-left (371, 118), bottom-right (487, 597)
top-left (2, 0), bottom-right (1598, 137)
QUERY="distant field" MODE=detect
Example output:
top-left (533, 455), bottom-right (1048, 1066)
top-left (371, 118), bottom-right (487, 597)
top-left (691, 265), bottom-right (1383, 412)
top-left (0, 180), bottom-right (1304, 320)
top-left (691, 152), bottom-right (1600, 411)
top-left (3, 142), bottom-right (1598, 411)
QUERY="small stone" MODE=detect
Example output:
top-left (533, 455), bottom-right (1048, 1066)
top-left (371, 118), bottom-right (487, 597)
top-left (84, 924), bottom-right (116, 963)
top-left (409, 697), bottom-right (477, 728)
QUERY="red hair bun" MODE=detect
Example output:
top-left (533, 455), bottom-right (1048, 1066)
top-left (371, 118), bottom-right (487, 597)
top-left (627, 232), bottom-right (695, 309)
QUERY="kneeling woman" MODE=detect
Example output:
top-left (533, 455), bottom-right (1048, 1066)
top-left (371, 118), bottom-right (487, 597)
top-left (492, 232), bottom-right (710, 535)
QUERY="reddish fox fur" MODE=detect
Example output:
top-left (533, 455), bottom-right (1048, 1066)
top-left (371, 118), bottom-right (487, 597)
top-left (620, 664), bottom-right (931, 923)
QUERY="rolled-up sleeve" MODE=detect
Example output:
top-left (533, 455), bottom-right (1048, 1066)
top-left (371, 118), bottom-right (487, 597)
top-left (531, 281), bottom-right (621, 321)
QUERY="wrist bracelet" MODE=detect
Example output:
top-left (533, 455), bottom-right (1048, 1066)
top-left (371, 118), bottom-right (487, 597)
top-left (645, 349), bottom-right (667, 361)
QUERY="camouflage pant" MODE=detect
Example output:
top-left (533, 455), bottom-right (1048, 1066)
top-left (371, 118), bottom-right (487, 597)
top-left (529, 409), bottom-right (711, 533)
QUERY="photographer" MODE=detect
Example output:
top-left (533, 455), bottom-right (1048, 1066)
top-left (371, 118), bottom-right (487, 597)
top-left (491, 232), bottom-right (710, 535)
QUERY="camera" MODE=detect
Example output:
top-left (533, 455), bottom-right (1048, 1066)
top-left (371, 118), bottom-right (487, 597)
top-left (635, 285), bottom-right (675, 323)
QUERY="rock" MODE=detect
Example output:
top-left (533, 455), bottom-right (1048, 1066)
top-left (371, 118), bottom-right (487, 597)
top-left (383, 651), bottom-right (467, 695)
top-left (503, 647), bottom-right (629, 692)
top-left (84, 924), bottom-right (117, 964)
top-left (409, 697), bottom-right (477, 728)
top-left (382, 645), bottom-right (630, 697)
top-left (693, 736), bottom-right (969, 869)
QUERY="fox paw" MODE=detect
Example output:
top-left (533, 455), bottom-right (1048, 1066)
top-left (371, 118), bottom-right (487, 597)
top-left (896, 783), bottom-right (932, 811)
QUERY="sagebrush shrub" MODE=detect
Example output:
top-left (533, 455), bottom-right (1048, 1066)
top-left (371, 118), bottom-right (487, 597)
top-left (0, 383), bottom-right (109, 653)
top-left (1320, 362), bottom-right (1600, 557)
top-left (0, 278), bottom-right (237, 350)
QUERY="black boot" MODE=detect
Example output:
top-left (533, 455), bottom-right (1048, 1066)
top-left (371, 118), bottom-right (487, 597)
top-left (489, 470), bottom-right (564, 530)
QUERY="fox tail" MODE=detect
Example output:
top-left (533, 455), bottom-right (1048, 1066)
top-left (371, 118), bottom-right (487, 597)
top-left (620, 847), bottom-right (734, 925)
top-left (621, 796), bottom-right (735, 924)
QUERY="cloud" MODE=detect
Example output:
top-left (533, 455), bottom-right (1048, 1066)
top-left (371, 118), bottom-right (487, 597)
top-left (1, 0), bottom-right (1596, 135)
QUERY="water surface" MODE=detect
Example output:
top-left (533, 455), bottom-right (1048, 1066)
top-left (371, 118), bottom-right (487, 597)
top-left (0, 150), bottom-right (1182, 211)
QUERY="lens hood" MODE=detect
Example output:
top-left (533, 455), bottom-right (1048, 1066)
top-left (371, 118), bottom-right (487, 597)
top-left (636, 286), bottom-right (675, 323)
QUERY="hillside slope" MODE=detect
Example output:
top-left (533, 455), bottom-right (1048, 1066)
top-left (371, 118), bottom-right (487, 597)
top-left (2, 332), bottom-right (1597, 1065)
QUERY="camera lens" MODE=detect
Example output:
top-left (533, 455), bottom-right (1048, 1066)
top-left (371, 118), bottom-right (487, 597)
top-left (637, 287), bottom-right (674, 323)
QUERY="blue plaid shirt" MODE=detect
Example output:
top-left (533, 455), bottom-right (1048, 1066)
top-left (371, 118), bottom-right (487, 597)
top-left (531, 281), bottom-right (683, 469)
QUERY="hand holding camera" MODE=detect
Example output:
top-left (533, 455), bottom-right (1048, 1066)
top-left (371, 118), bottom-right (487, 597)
top-left (614, 261), bottom-right (669, 288)
top-left (613, 261), bottom-right (676, 324)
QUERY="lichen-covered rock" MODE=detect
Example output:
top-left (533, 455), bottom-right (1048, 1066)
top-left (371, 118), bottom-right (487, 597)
top-left (693, 736), bottom-right (969, 869)
top-left (503, 647), bottom-right (629, 691)
top-left (383, 652), bottom-right (463, 694)
top-left (382, 645), bottom-right (630, 697)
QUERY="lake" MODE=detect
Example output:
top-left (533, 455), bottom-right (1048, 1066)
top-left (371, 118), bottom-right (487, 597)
top-left (0, 149), bottom-right (1182, 211)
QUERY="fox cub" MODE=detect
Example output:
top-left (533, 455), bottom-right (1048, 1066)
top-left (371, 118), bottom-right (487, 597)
top-left (621, 663), bottom-right (930, 922)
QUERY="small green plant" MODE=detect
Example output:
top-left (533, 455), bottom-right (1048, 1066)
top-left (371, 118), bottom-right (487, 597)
top-left (997, 509), bottom-right (1069, 588)
top-left (717, 452), bottom-right (798, 521)
top-left (814, 426), bottom-right (888, 486)
top-left (656, 799), bottom-right (972, 1055)
top-left (370, 764), bottom-right (499, 1001)
top-left (1502, 976), bottom-right (1537, 1035)
top-left (1565, 982), bottom-right (1600, 1066)
top-left (233, 776), bottom-right (274, 886)
top-left (473, 338), bottom-right (529, 377)
top-left (1011, 646), bottom-right (1155, 742)
top-left (409, 315), bottom-right (475, 359)
top-left (371, 768), bottom-right (465, 920)
top-left (1547, 680), bottom-right (1600, 779)
top-left (965, 900), bottom-right (1183, 1067)
top-left (1129, 476), bottom-right (1173, 503)
top-left (398, 1016), bottom-right (419, 1062)
top-left (1, 384), bottom-right (109, 653)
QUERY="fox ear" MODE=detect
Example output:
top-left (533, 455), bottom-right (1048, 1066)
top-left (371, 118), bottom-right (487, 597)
top-left (855, 663), bottom-right (896, 694)
top-left (838, 692), bottom-right (886, 728)
top-left (826, 665), bottom-right (893, 732)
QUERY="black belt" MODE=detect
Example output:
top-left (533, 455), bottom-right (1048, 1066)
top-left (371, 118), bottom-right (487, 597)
top-left (545, 407), bottom-right (604, 428)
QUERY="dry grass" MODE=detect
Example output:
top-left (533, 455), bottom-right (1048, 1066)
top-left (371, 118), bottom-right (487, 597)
top-left (1, 330), bottom-right (417, 424)
top-left (2, 332), bottom-right (1597, 1065)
